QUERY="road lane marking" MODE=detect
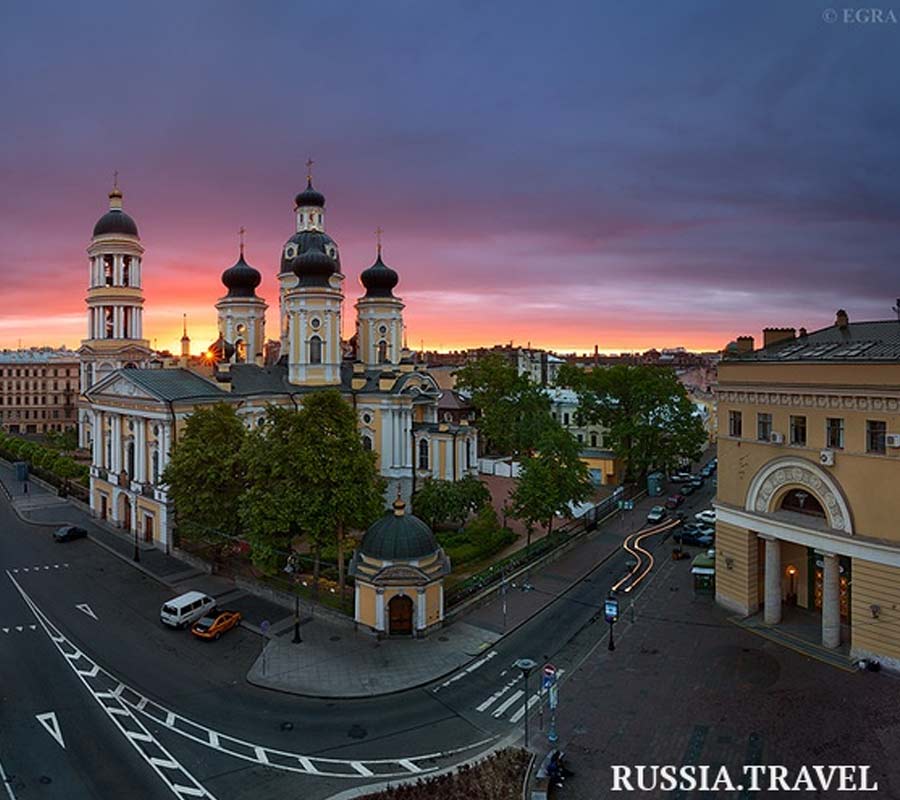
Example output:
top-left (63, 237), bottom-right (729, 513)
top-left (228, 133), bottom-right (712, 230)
top-left (475, 674), bottom-right (521, 712)
top-left (491, 689), bottom-right (524, 718)
top-left (6, 571), bottom-right (217, 800)
top-left (76, 604), bottom-right (98, 620)
top-left (433, 650), bottom-right (498, 692)
top-left (4, 569), bottom-right (494, 779)
top-left (35, 712), bottom-right (65, 749)
top-left (0, 750), bottom-right (18, 800)
top-left (509, 694), bottom-right (541, 724)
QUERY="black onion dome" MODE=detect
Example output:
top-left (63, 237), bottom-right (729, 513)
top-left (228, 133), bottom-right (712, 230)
top-left (221, 253), bottom-right (261, 297)
top-left (359, 499), bottom-right (440, 560)
top-left (360, 253), bottom-right (399, 298)
top-left (294, 179), bottom-right (325, 208)
top-left (208, 334), bottom-right (235, 362)
top-left (280, 230), bottom-right (340, 273)
top-left (292, 243), bottom-right (337, 287)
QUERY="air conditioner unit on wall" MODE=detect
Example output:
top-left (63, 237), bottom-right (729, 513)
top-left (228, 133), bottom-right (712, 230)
top-left (820, 449), bottom-right (835, 466)
top-left (769, 432), bottom-right (784, 444)
top-left (886, 433), bottom-right (900, 448)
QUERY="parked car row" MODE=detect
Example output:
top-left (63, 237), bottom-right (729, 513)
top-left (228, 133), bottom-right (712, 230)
top-left (160, 591), bottom-right (242, 641)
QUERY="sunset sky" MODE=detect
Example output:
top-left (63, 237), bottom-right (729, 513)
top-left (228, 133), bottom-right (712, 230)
top-left (2, 1), bottom-right (898, 355)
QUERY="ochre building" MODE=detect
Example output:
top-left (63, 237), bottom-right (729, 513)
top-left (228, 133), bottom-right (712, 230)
top-left (80, 173), bottom-right (477, 550)
top-left (715, 311), bottom-right (900, 669)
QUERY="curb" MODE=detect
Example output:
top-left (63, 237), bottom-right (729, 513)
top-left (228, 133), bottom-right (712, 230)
top-left (324, 734), bottom-right (521, 800)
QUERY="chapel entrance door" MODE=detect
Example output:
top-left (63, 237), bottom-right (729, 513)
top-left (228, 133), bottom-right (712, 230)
top-left (388, 595), bottom-right (413, 636)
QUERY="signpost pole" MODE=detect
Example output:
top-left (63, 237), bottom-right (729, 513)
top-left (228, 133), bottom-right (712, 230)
top-left (604, 594), bottom-right (619, 652)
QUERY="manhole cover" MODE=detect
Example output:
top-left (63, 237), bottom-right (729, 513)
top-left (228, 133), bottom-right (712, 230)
top-left (347, 724), bottom-right (367, 740)
top-left (280, 722), bottom-right (294, 732)
top-left (438, 636), bottom-right (449, 642)
top-left (329, 635), bottom-right (341, 642)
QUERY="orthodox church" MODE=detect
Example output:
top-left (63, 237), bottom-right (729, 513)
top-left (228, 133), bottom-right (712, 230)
top-left (79, 170), bottom-right (478, 552)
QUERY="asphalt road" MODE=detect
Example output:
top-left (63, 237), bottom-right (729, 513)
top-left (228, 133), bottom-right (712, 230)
top-left (0, 466), bottom-right (717, 799)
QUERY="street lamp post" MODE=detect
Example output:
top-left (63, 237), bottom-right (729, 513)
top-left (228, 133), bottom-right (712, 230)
top-left (133, 525), bottom-right (140, 563)
top-left (514, 658), bottom-right (537, 749)
top-left (292, 590), bottom-right (302, 644)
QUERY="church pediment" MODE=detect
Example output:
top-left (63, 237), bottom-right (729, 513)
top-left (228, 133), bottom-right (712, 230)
top-left (86, 374), bottom-right (157, 402)
top-left (372, 564), bottom-right (430, 585)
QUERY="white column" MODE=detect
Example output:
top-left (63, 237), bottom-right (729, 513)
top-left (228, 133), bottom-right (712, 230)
top-left (375, 590), bottom-right (385, 631)
top-left (92, 411), bottom-right (103, 465)
top-left (763, 536), bottom-right (782, 625)
top-left (134, 258), bottom-right (141, 287)
top-left (160, 423), bottom-right (173, 472)
top-left (381, 406), bottom-right (391, 469)
top-left (822, 553), bottom-right (841, 648)
top-left (135, 420), bottom-right (146, 483)
top-left (416, 588), bottom-right (426, 630)
top-left (111, 415), bottom-right (122, 474)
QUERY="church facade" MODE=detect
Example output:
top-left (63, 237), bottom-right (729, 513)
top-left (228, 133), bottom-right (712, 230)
top-left (80, 173), bottom-right (478, 551)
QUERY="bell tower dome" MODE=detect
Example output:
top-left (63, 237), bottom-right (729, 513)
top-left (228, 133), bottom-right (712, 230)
top-left (356, 229), bottom-right (405, 369)
top-left (78, 176), bottom-right (152, 448)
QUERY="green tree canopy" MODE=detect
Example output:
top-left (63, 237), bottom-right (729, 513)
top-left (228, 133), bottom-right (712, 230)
top-left (559, 363), bottom-right (707, 480)
top-left (239, 392), bottom-right (385, 597)
top-left (161, 403), bottom-right (248, 543)
top-left (413, 474), bottom-right (491, 530)
top-left (454, 354), bottom-right (553, 457)
top-left (510, 423), bottom-right (592, 541)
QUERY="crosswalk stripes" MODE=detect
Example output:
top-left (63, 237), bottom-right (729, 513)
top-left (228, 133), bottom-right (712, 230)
top-left (9, 564), bottom-right (69, 574)
top-left (473, 666), bottom-right (565, 724)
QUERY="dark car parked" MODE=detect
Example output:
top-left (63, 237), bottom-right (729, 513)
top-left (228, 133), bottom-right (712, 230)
top-left (679, 484), bottom-right (696, 496)
top-left (54, 525), bottom-right (88, 543)
top-left (676, 526), bottom-right (714, 547)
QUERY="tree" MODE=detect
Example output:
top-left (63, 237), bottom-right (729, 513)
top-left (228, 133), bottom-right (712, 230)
top-left (454, 354), bottom-right (554, 457)
top-left (413, 475), bottom-right (491, 530)
top-left (291, 390), bottom-right (386, 602)
top-left (161, 403), bottom-right (248, 544)
top-left (239, 406), bottom-right (312, 574)
top-left (559, 363), bottom-right (707, 481)
top-left (240, 392), bottom-right (385, 601)
top-left (510, 423), bottom-right (592, 551)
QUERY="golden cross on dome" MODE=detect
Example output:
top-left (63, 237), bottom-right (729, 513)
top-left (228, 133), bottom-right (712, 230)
top-left (305, 158), bottom-right (314, 183)
top-left (375, 226), bottom-right (384, 257)
top-left (239, 226), bottom-right (246, 256)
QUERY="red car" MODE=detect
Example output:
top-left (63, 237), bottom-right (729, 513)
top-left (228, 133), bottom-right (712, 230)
top-left (665, 494), bottom-right (684, 510)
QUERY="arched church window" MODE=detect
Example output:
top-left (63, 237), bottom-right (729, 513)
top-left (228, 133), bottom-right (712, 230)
top-left (151, 450), bottom-right (160, 484)
top-left (779, 489), bottom-right (826, 518)
top-left (309, 336), bottom-right (322, 364)
top-left (235, 340), bottom-right (246, 363)
top-left (126, 441), bottom-right (135, 477)
top-left (104, 307), bottom-right (114, 338)
top-left (466, 440), bottom-right (472, 469)
top-left (104, 256), bottom-right (114, 286)
top-left (362, 434), bottom-right (372, 451)
top-left (591, 433), bottom-right (597, 447)
top-left (122, 256), bottom-right (131, 286)
top-left (418, 439), bottom-right (429, 470)
top-left (378, 340), bottom-right (388, 364)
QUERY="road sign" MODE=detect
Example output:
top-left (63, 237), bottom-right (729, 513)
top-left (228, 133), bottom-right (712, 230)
top-left (541, 663), bottom-right (557, 689)
top-left (604, 597), bottom-right (619, 624)
top-left (548, 683), bottom-right (559, 710)
top-left (624, 500), bottom-right (635, 511)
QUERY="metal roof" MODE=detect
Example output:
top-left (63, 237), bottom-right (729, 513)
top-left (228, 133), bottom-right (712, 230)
top-left (729, 320), bottom-right (900, 363)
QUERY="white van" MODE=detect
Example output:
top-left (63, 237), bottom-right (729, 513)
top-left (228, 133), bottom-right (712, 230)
top-left (160, 591), bottom-right (216, 629)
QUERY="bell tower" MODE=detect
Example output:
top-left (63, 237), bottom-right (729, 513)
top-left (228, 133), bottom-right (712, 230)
top-left (216, 229), bottom-right (267, 364)
top-left (356, 229), bottom-right (404, 368)
top-left (78, 177), bottom-right (151, 447)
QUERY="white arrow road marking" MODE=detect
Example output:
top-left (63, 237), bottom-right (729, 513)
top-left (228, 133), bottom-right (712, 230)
top-left (4, 569), bottom-right (494, 781)
top-left (14, 626), bottom-right (23, 633)
top-left (35, 712), bottom-right (65, 749)
top-left (76, 603), bottom-right (98, 620)
top-left (1, 628), bottom-right (8, 634)
top-left (6, 572), bottom-right (217, 800)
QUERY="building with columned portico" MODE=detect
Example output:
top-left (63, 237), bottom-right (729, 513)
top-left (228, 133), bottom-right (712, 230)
top-left (79, 171), bottom-right (478, 550)
top-left (715, 310), bottom-right (900, 668)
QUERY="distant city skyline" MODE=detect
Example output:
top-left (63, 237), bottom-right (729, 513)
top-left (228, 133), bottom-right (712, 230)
top-left (2, 2), bottom-right (898, 354)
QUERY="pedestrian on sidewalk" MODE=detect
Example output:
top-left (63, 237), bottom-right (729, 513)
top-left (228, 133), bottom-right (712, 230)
top-left (23, 480), bottom-right (29, 496)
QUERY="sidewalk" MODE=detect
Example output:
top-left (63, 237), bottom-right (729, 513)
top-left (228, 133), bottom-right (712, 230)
top-left (0, 457), bottom-right (671, 698)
